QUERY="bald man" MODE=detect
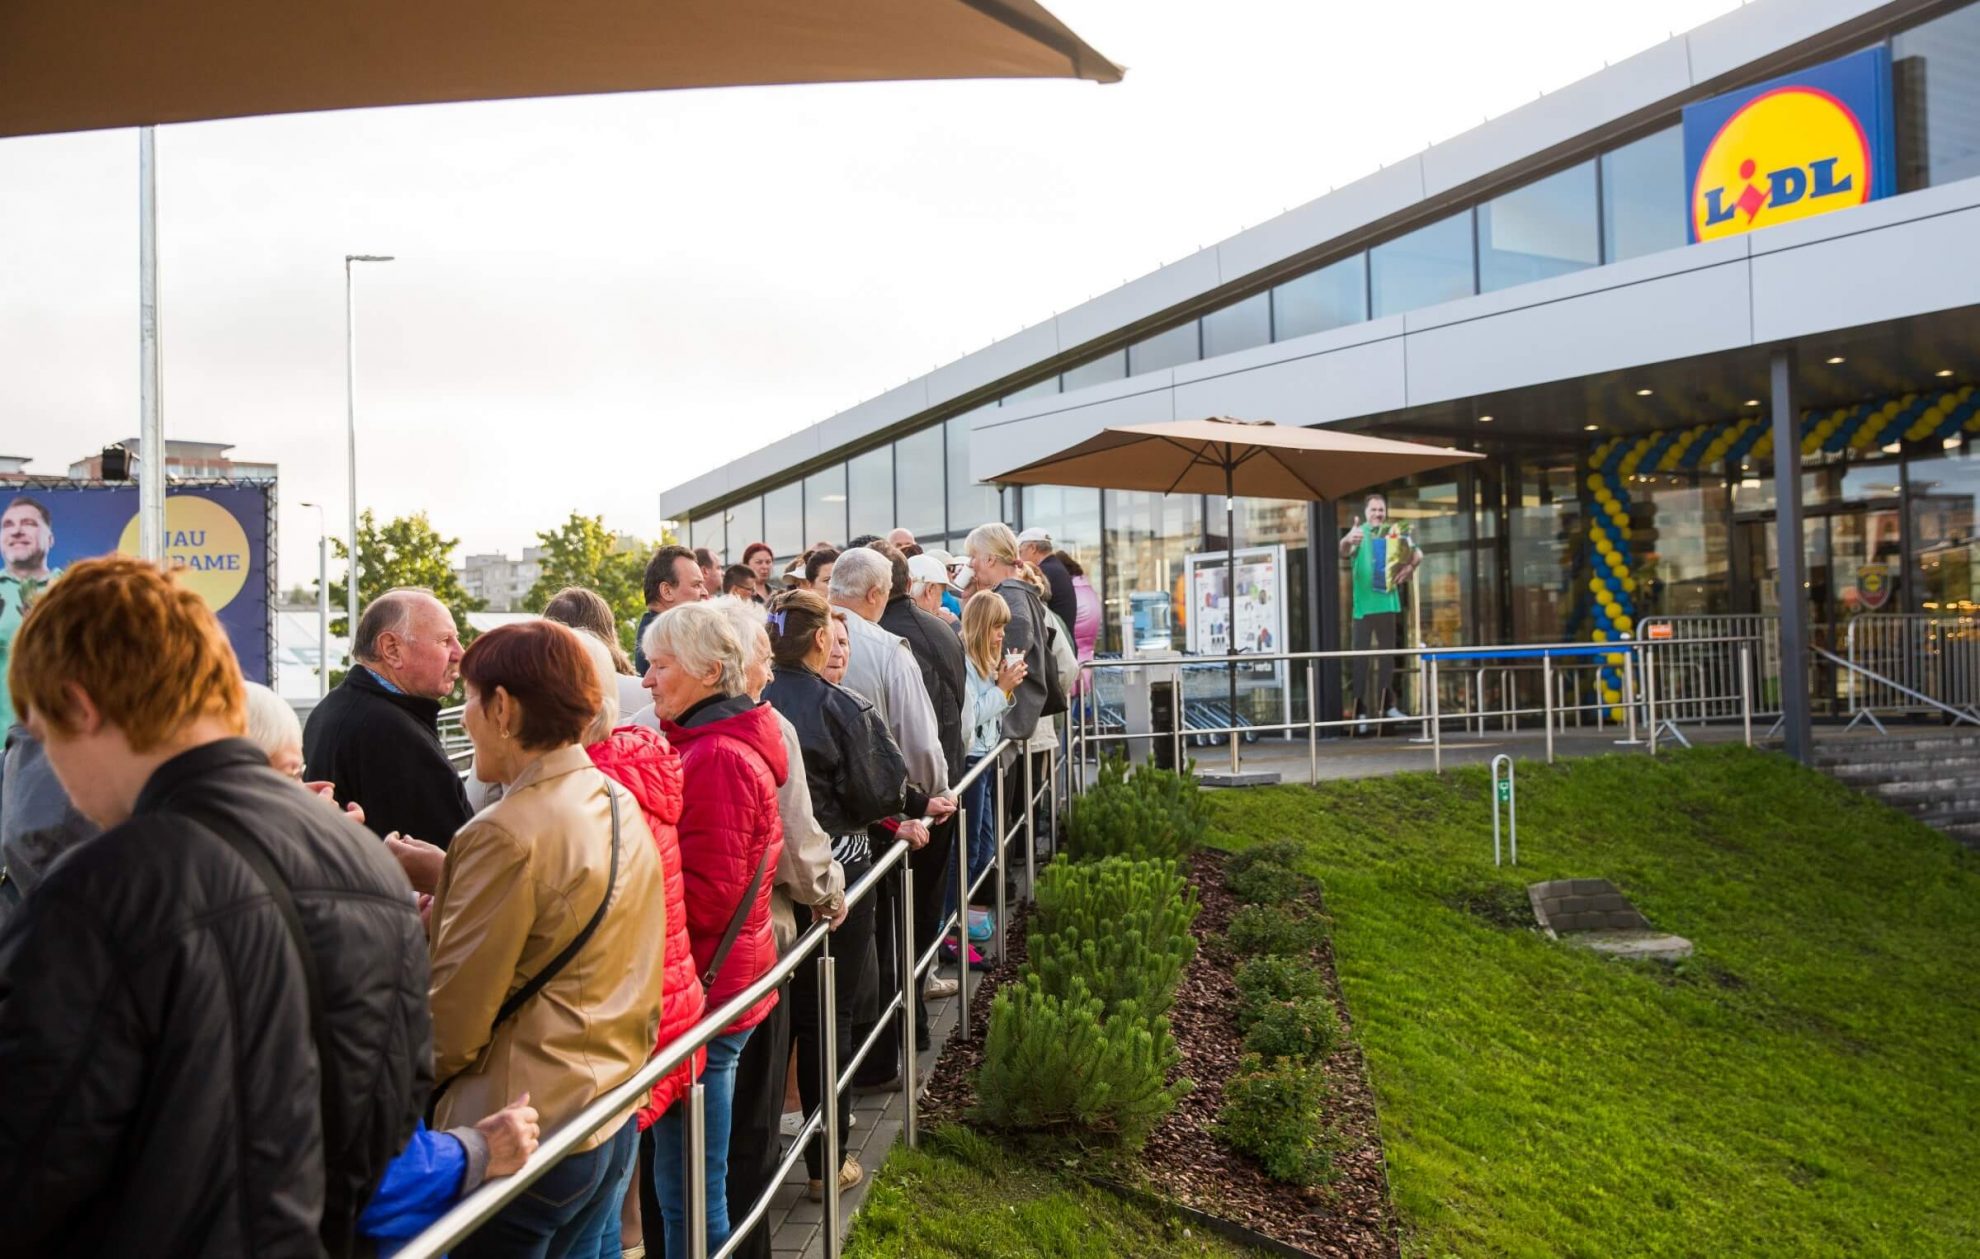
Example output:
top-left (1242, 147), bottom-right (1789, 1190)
top-left (301, 587), bottom-right (473, 848)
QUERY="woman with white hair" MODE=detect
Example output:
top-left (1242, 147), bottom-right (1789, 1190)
top-left (638, 602), bottom-right (787, 1258)
top-left (241, 680), bottom-right (304, 778)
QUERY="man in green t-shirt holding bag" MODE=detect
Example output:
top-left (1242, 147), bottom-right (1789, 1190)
top-left (1, 495), bottom-right (63, 730)
top-left (1338, 492), bottom-right (1419, 736)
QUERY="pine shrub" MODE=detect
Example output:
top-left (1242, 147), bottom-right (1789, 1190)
top-left (1035, 856), bottom-right (1198, 951)
top-left (1233, 955), bottom-right (1328, 1030)
top-left (1064, 754), bottom-right (1209, 863)
top-left (1224, 839), bottom-right (1306, 879)
top-left (1030, 856), bottom-right (1198, 1019)
top-left (1031, 921), bottom-right (1193, 1019)
top-left (1226, 904), bottom-right (1329, 957)
top-left (1224, 859), bottom-right (1314, 907)
top-left (1242, 996), bottom-right (1340, 1064)
top-left (1219, 1055), bottom-right (1332, 1186)
top-left (972, 974), bottom-right (1193, 1149)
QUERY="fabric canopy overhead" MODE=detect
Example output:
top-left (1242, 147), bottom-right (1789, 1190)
top-left (0, 0), bottom-right (1123, 139)
top-left (988, 416), bottom-right (1483, 501)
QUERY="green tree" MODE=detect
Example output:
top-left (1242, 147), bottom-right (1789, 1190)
top-left (327, 510), bottom-right (483, 687)
top-left (523, 512), bottom-right (668, 655)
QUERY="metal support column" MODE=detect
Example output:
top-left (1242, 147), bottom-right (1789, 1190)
top-left (138, 128), bottom-right (165, 562)
top-left (1770, 348), bottom-right (1813, 763)
top-left (1312, 501), bottom-right (1344, 727)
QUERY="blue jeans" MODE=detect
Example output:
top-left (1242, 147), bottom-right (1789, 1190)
top-left (944, 753), bottom-right (997, 927)
top-left (570, 1123), bottom-right (641, 1259)
top-left (650, 1027), bottom-right (753, 1257)
top-left (452, 1117), bottom-right (635, 1259)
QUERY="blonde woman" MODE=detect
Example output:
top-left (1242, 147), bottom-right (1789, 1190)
top-left (950, 591), bottom-right (1026, 941)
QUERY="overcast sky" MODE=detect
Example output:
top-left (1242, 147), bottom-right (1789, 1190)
top-left (0, 0), bottom-right (1740, 589)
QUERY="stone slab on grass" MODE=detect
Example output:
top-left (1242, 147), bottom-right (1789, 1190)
top-left (1528, 878), bottom-right (1691, 962)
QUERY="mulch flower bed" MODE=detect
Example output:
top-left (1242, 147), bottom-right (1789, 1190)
top-left (920, 852), bottom-right (1400, 1258)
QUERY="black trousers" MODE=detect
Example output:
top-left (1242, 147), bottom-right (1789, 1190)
top-left (1351, 612), bottom-right (1400, 719)
top-left (722, 984), bottom-right (789, 1259)
top-left (850, 823), bottom-right (952, 1085)
top-left (791, 854), bottom-right (876, 1179)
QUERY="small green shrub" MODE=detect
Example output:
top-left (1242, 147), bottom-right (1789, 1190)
top-left (1031, 921), bottom-right (1194, 1019)
top-left (1031, 856), bottom-right (1199, 1018)
top-left (1224, 859), bottom-right (1316, 907)
top-left (1064, 755), bottom-right (1209, 863)
top-left (973, 974), bottom-right (1193, 1149)
top-left (1219, 1055), bottom-right (1332, 1186)
top-left (1226, 904), bottom-right (1328, 958)
top-left (1223, 839), bottom-right (1305, 879)
top-left (1242, 996), bottom-right (1341, 1064)
top-left (1035, 856), bottom-right (1196, 947)
top-left (1233, 955), bottom-right (1328, 1030)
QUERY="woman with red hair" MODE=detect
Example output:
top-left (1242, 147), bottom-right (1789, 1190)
top-left (740, 542), bottom-right (775, 599)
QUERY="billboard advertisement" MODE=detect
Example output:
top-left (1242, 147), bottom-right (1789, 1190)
top-left (1, 483), bottom-right (274, 688)
top-left (1184, 545), bottom-right (1287, 661)
top-left (1683, 46), bottom-right (1895, 244)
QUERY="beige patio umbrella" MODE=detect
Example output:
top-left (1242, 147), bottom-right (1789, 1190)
top-left (991, 416), bottom-right (1482, 757)
top-left (0, 0), bottom-right (1122, 137)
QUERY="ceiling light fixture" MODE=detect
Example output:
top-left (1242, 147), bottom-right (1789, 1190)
top-left (1744, 399), bottom-right (1761, 407)
top-left (1937, 369), bottom-right (1955, 378)
top-left (1826, 355), bottom-right (1846, 365)
top-left (1477, 414), bottom-right (1494, 423)
top-left (1584, 423), bottom-right (1600, 431)
top-left (1635, 388), bottom-right (1653, 396)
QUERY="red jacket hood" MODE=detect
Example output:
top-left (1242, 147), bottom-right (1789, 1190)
top-left (665, 700), bottom-right (789, 787)
top-left (586, 726), bottom-right (683, 827)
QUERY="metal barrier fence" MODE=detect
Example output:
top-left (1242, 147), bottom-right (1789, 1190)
top-left (1843, 614), bottom-right (1980, 727)
top-left (1071, 635), bottom-right (1761, 778)
top-left (1636, 615), bottom-right (1782, 724)
top-left (397, 738), bottom-right (1045, 1259)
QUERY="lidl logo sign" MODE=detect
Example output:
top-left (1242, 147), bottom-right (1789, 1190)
top-left (1683, 48), bottom-right (1894, 244)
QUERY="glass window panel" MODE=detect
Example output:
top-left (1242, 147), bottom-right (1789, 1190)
top-left (1478, 162), bottom-right (1599, 292)
top-left (762, 482), bottom-right (802, 559)
top-left (1600, 126), bottom-right (1685, 262)
top-left (894, 425), bottom-right (947, 539)
top-left (1102, 490), bottom-right (1202, 655)
top-left (1017, 485), bottom-right (1101, 561)
top-left (1634, 477), bottom-right (1731, 619)
top-left (1509, 461), bottom-right (1578, 644)
top-left (689, 514), bottom-right (725, 562)
top-left (846, 447), bottom-right (894, 542)
top-left (1061, 350), bottom-right (1126, 393)
top-left (1896, 4), bottom-right (1980, 191)
top-left (1369, 211), bottom-right (1475, 318)
top-left (1000, 377), bottom-right (1059, 406)
top-left (1908, 440), bottom-right (1980, 614)
top-left (1201, 293), bottom-right (1271, 358)
top-left (1272, 254), bottom-right (1367, 341)
top-left (803, 464), bottom-right (846, 550)
top-left (726, 497), bottom-right (762, 555)
top-left (1127, 322), bottom-right (1201, 376)
top-left (947, 412), bottom-right (1006, 534)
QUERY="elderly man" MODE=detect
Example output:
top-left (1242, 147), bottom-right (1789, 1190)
top-left (886, 527), bottom-right (916, 551)
top-left (302, 587), bottom-right (472, 849)
top-left (634, 545), bottom-right (707, 675)
top-left (907, 553), bottom-right (957, 626)
top-left (1017, 527), bottom-right (1078, 631)
top-left (0, 495), bottom-right (61, 739)
top-left (0, 555), bottom-right (431, 1258)
top-left (828, 547), bottom-right (957, 1080)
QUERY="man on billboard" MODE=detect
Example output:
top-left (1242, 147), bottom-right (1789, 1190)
top-left (1339, 492), bottom-right (1419, 735)
top-left (1, 495), bottom-right (63, 731)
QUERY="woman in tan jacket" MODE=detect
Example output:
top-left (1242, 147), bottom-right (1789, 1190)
top-left (424, 620), bottom-right (666, 1258)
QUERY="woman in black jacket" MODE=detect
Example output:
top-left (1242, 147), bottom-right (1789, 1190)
top-left (761, 589), bottom-right (912, 1202)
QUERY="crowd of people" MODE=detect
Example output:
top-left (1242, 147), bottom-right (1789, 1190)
top-left (0, 517), bottom-right (1099, 1259)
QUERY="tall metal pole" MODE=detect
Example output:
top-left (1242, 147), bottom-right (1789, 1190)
top-left (1225, 458), bottom-right (1239, 774)
top-left (138, 128), bottom-right (165, 562)
top-left (344, 254), bottom-right (394, 661)
top-left (1769, 349), bottom-right (1813, 764)
top-left (301, 502), bottom-right (329, 698)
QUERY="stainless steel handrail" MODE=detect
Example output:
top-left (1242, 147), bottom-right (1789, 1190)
top-left (1815, 645), bottom-right (1980, 729)
top-left (397, 737), bottom-right (1028, 1259)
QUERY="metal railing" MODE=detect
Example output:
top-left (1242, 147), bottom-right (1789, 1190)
top-left (1636, 614), bottom-right (1782, 724)
top-left (397, 738), bottom-right (1040, 1259)
top-left (1842, 614), bottom-right (1980, 727)
top-left (1820, 644), bottom-right (1980, 732)
top-left (1070, 635), bottom-right (1762, 778)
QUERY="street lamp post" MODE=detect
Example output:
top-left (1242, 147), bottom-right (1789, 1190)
top-left (299, 501), bottom-right (329, 699)
top-left (344, 253), bottom-right (394, 665)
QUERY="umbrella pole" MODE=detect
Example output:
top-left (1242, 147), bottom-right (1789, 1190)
top-left (1226, 460), bottom-right (1239, 775)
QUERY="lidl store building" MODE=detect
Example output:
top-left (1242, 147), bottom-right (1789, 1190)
top-left (661, 0), bottom-right (1980, 745)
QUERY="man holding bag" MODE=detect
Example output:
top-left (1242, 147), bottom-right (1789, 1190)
top-left (1339, 493), bottom-right (1420, 735)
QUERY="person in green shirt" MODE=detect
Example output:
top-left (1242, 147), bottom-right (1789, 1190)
top-left (1, 495), bottom-right (63, 729)
top-left (1338, 492), bottom-right (1419, 735)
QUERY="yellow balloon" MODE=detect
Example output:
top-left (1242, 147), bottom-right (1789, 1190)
top-left (1592, 629), bottom-right (1608, 642)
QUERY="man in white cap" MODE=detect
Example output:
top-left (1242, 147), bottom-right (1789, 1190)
top-left (907, 553), bottom-right (959, 627)
top-left (1017, 527), bottom-right (1078, 630)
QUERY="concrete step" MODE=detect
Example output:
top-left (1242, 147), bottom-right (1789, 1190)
top-left (1849, 777), bottom-right (1980, 805)
top-left (1815, 733), bottom-right (1980, 758)
top-left (1817, 750), bottom-right (1980, 773)
top-left (1939, 821), bottom-right (1980, 848)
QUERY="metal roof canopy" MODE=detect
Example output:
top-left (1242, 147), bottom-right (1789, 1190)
top-left (0, 0), bottom-right (1121, 138)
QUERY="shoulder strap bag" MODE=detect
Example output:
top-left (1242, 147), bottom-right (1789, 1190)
top-left (702, 842), bottom-right (773, 992)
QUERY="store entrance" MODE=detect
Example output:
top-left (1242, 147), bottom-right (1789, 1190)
top-left (1734, 500), bottom-right (1905, 708)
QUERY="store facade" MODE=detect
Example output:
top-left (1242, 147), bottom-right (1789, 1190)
top-left (662, 0), bottom-right (1980, 740)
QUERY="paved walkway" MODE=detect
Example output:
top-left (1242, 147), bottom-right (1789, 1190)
top-left (763, 962), bottom-right (969, 1258)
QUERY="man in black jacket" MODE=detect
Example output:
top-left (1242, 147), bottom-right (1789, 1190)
top-left (870, 540), bottom-right (970, 1035)
top-left (303, 587), bottom-right (472, 848)
top-left (0, 555), bottom-right (432, 1258)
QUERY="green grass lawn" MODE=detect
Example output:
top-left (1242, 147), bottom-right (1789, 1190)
top-left (1211, 746), bottom-right (1980, 1258)
top-left (842, 1124), bottom-right (1260, 1258)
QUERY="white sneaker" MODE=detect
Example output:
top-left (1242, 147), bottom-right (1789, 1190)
top-left (1384, 706), bottom-right (1408, 720)
top-left (1356, 721), bottom-right (1370, 736)
top-left (924, 974), bottom-right (960, 999)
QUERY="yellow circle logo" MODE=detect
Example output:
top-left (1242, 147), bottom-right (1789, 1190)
top-left (118, 495), bottom-right (252, 610)
top-left (1692, 87), bottom-right (1872, 242)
